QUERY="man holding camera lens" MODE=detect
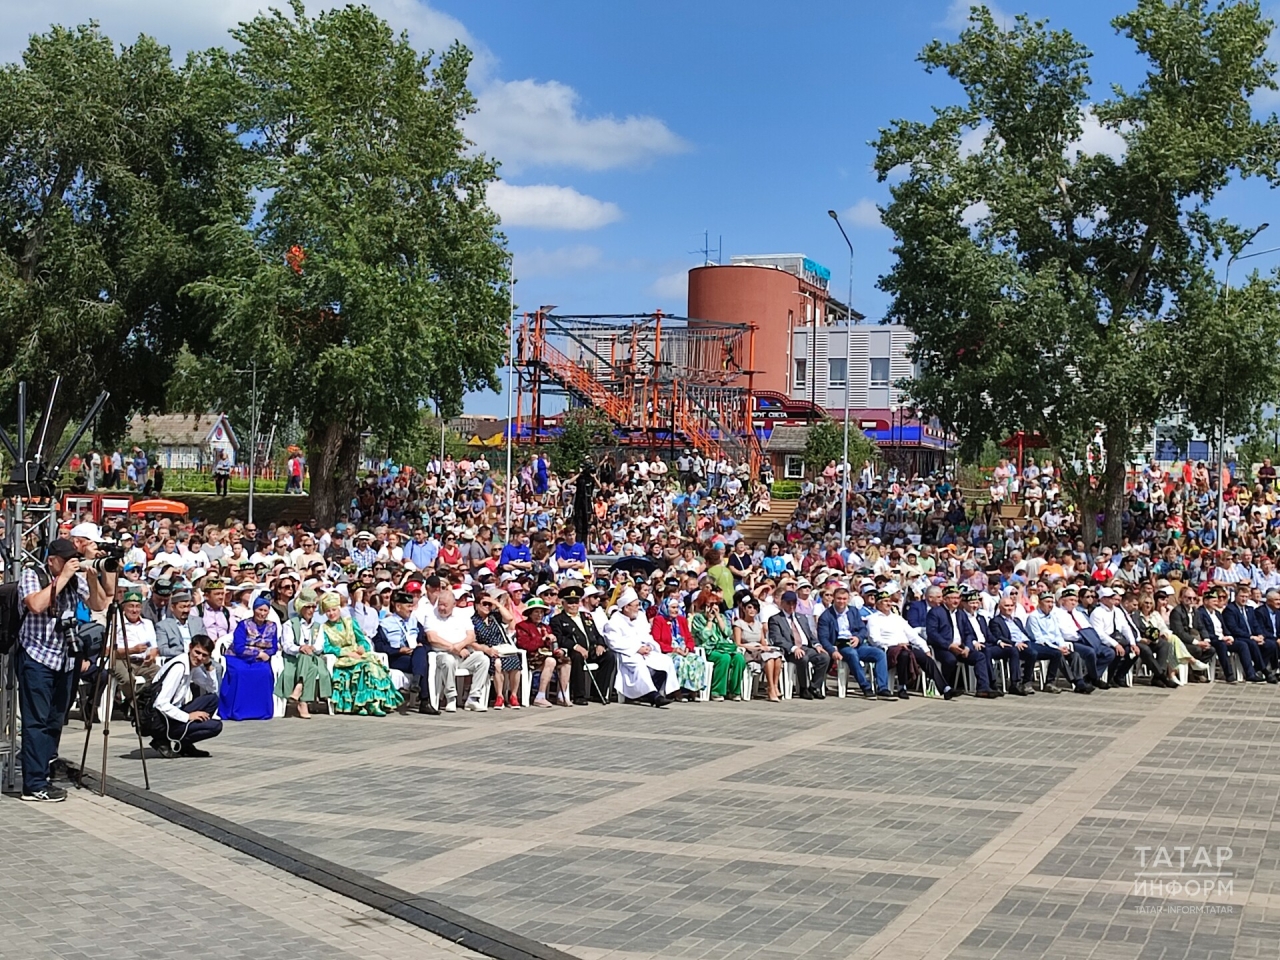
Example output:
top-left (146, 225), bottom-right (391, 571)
top-left (18, 536), bottom-right (112, 802)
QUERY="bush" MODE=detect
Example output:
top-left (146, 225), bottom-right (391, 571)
top-left (771, 480), bottom-right (801, 499)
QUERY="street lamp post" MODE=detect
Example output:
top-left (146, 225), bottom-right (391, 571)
top-left (828, 209), bottom-right (854, 548)
top-left (504, 256), bottom-right (517, 538)
top-left (1217, 223), bottom-right (1271, 544)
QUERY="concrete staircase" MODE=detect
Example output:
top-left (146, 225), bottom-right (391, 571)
top-left (736, 499), bottom-right (797, 545)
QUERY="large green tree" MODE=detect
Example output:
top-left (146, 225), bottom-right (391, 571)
top-left (189, 2), bottom-right (509, 523)
top-left (0, 24), bottom-right (249, 449)
top-left (874, 0), bottom-right (1280, 543)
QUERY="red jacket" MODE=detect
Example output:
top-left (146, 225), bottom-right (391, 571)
top-left (649, 613), bottom-right (691, 654)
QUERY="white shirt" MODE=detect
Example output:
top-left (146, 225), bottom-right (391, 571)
top-left (866, 610), bottom-right (928, 652)
top-left (428, 609), bottom-right (473, 649)
top-left (154, 653), bottom-right (220, 723)
top-left (120, 617), bottom-right (157, 661)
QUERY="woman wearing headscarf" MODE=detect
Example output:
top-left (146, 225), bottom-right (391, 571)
top-left (648, 587), bottom-right (703, 700)
top-left (317, 592), bottom-right (402, 716)
top-left (274, 587), bottom-right (332, 718)
top-left (604, 587), bottom-right (678, 707)
top-left (691, 584), bottom-right (746, 701)
top-left (220, 594), bottom-right (279, 721)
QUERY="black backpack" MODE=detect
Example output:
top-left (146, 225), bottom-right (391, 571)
top-left (0, 568), bottom-right (48, 656)
top-left (132, 659), bottom-right (184, 735)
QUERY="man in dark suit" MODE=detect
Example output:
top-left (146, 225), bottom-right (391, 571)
top-left (925, 585), bottom-right (985, 693)
top-left (768, 590), bottom-right (830, 699)
top-left (1223, 583), bottom-right (1269, 682)
top-left (550, 584), bottom-right (616, 704)
top-left (986, 594), bottom-right (1060, 694)
top-left (957, 588), bottom-right (1002, 698)
top-left (1247, 587), bottom-right (1280, 683)
top-left (1195, 587), bottom-right (1243, 682)
top-left (1169, 586), bottom-right (1215, 680)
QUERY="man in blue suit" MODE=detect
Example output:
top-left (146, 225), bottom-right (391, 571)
top-left (1224, 583), bottom-right (1271, 682)
top-left (926, 585), bottom-right (997, 697)
top-left (908, 584), bottom-right (942, 631)
top-left (817, 585), bottom-right (894, 699)
top-left (986, 594), bottom-right (1062, 694)
top-left (1195, 587), bottom-right (1244, 682)
top-left (1248, 587), bottom-right (1280, 683)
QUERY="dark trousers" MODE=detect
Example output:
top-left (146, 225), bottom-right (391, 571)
top-left (1135, 640), bottom-right (1166, 679)
top-left (160, 693), bottom-right (224, 745)
top-left (988, 643), bottom-right (1025, 686)
top-left (1228, 636), bottom-right (1266, 679)
top-left (935, 645), bottom-right (994, 692)
top-left (387, 647), bottom-right (430, 698)
top-left (1253, 638), bottom-right (1279, 672)
top-left (906, 647), bottom-right (948, 692)
top-left (1073, 643), bottom-right (1100, 684)
top-left (577, 649), bottom-right (617, 702)
top-left (1025, 643), bottom-right (1066, 683)
top-left (214, 473), bottom-right (229, 496)
top-left (791, 646), bottom-right (830, 696)
top-left (16, 649), bottom-right (76, 793)
top-left (1208, 638), bottom-right (1239, 681)
top-left (1089, 638), bottom-right (1116, 678)
top-left (1107, 645), bottom-right (1139, 685)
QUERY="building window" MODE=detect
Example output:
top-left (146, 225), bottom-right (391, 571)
top-left (794, 359), bottom-right (807, 389)
top-left (784, 455), bottom-right (805, 479)
top-left (869, 357), bottom-right (890, 388)
top-left (828, 358), bottom-right (847, 388)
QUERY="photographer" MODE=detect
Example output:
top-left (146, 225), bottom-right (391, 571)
top-left (17, 537), bottom-right (110, 802)
top-left (68, 522), bottom-right (121, 607)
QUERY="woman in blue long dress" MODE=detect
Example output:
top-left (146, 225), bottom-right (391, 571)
top-left (220, 594), bottom-right (279, 720)
top-left (534, 453), bottom-right (549, 497)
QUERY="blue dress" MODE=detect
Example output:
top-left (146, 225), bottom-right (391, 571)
top-left (220, 619), bottom-right (279, 720)
top-left (534, 455), bottom-right (549, 495)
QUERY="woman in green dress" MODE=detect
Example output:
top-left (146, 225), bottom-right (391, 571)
top-left (274, 587), bottom-right (333, 718)
top-left (690, 584), bottom-right (746, 701)
top-left (317, 592), bottom-right (402, 716)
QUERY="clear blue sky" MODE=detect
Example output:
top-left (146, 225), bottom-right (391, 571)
top-left (2, 1), bottom-right (1276, 415)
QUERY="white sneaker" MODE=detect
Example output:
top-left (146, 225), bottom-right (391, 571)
top-left (464, 698), bottom-right (487, 712)
top-left (444, 698), bottom-right (457, 713)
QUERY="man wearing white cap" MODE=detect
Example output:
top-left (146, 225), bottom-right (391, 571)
top-left (603, 587), bottom-right (675, 706)
top-left (68, 521), bottom-right (119, 610)
top-left (424, 588), bottom-right (491, 712)
top-left (1089, 586), bottom-right (1138, 686)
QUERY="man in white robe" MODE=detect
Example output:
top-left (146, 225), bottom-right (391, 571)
top-left (603, 587), bottom-right (676, 707)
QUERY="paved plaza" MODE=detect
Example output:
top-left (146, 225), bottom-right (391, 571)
top-left (7, 679), bottom-right (1280, 960)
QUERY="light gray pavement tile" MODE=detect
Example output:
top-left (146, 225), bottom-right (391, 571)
top-left (0, 794), bottom-right (484, 960)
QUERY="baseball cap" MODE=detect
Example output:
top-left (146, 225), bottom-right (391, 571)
top-left (68, 522), bottom-right (103, 541)
top-left (48, 538), bottom-right (79, 560)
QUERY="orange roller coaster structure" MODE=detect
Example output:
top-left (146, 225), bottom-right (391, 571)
top-left (513, 310), bottom-right (763, 475)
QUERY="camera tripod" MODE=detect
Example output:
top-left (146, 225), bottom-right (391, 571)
top-left (76, 601), bottom-right (150, 794)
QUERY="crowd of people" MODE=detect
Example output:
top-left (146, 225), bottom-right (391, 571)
top-left (10, 442), bottom-right (1280, 802)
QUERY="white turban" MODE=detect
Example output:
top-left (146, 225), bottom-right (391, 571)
top-left (617, 587), bottom-right (639, 609)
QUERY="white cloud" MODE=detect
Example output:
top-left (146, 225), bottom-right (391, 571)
top-left (1070, 108), bottom-right (1128, 160)
top-left (1253, 8), bottom-right (1280, 110)
top-left (649, 269), bottom-right (689, 300)
top-left (516, 245), bottom-right (603, 278)
top-left (488, 182), bottom-right (622, 230)
top-left (961, 201), bottom-right (991, 226)
top-left (468, 78), bottom-right (689, 173)
top-left (959, 123), bottom-right (993, 157)
top-left (0, 1), bottom-right (485, 65)
top-left (942, 0), bottom-right (1016, 31)
top-left (845, 198), bottom-right (886, 230)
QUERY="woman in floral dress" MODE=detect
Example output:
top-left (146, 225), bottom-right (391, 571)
top-left (317, 593), bottom-right (402, 716)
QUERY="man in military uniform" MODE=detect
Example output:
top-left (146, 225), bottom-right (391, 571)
top-left (550, 583), bottom-right (616, 704)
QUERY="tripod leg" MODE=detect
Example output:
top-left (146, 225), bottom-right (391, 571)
top-left (76, 659), bottom-right (111, 790)
top-left (112, 606), bottom-right (151, 791)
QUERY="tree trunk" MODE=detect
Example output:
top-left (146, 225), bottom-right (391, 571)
top-left (1102, 424), bottom-right (1128, 546)
top-left (306, 419), bottom-right (362, 526)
